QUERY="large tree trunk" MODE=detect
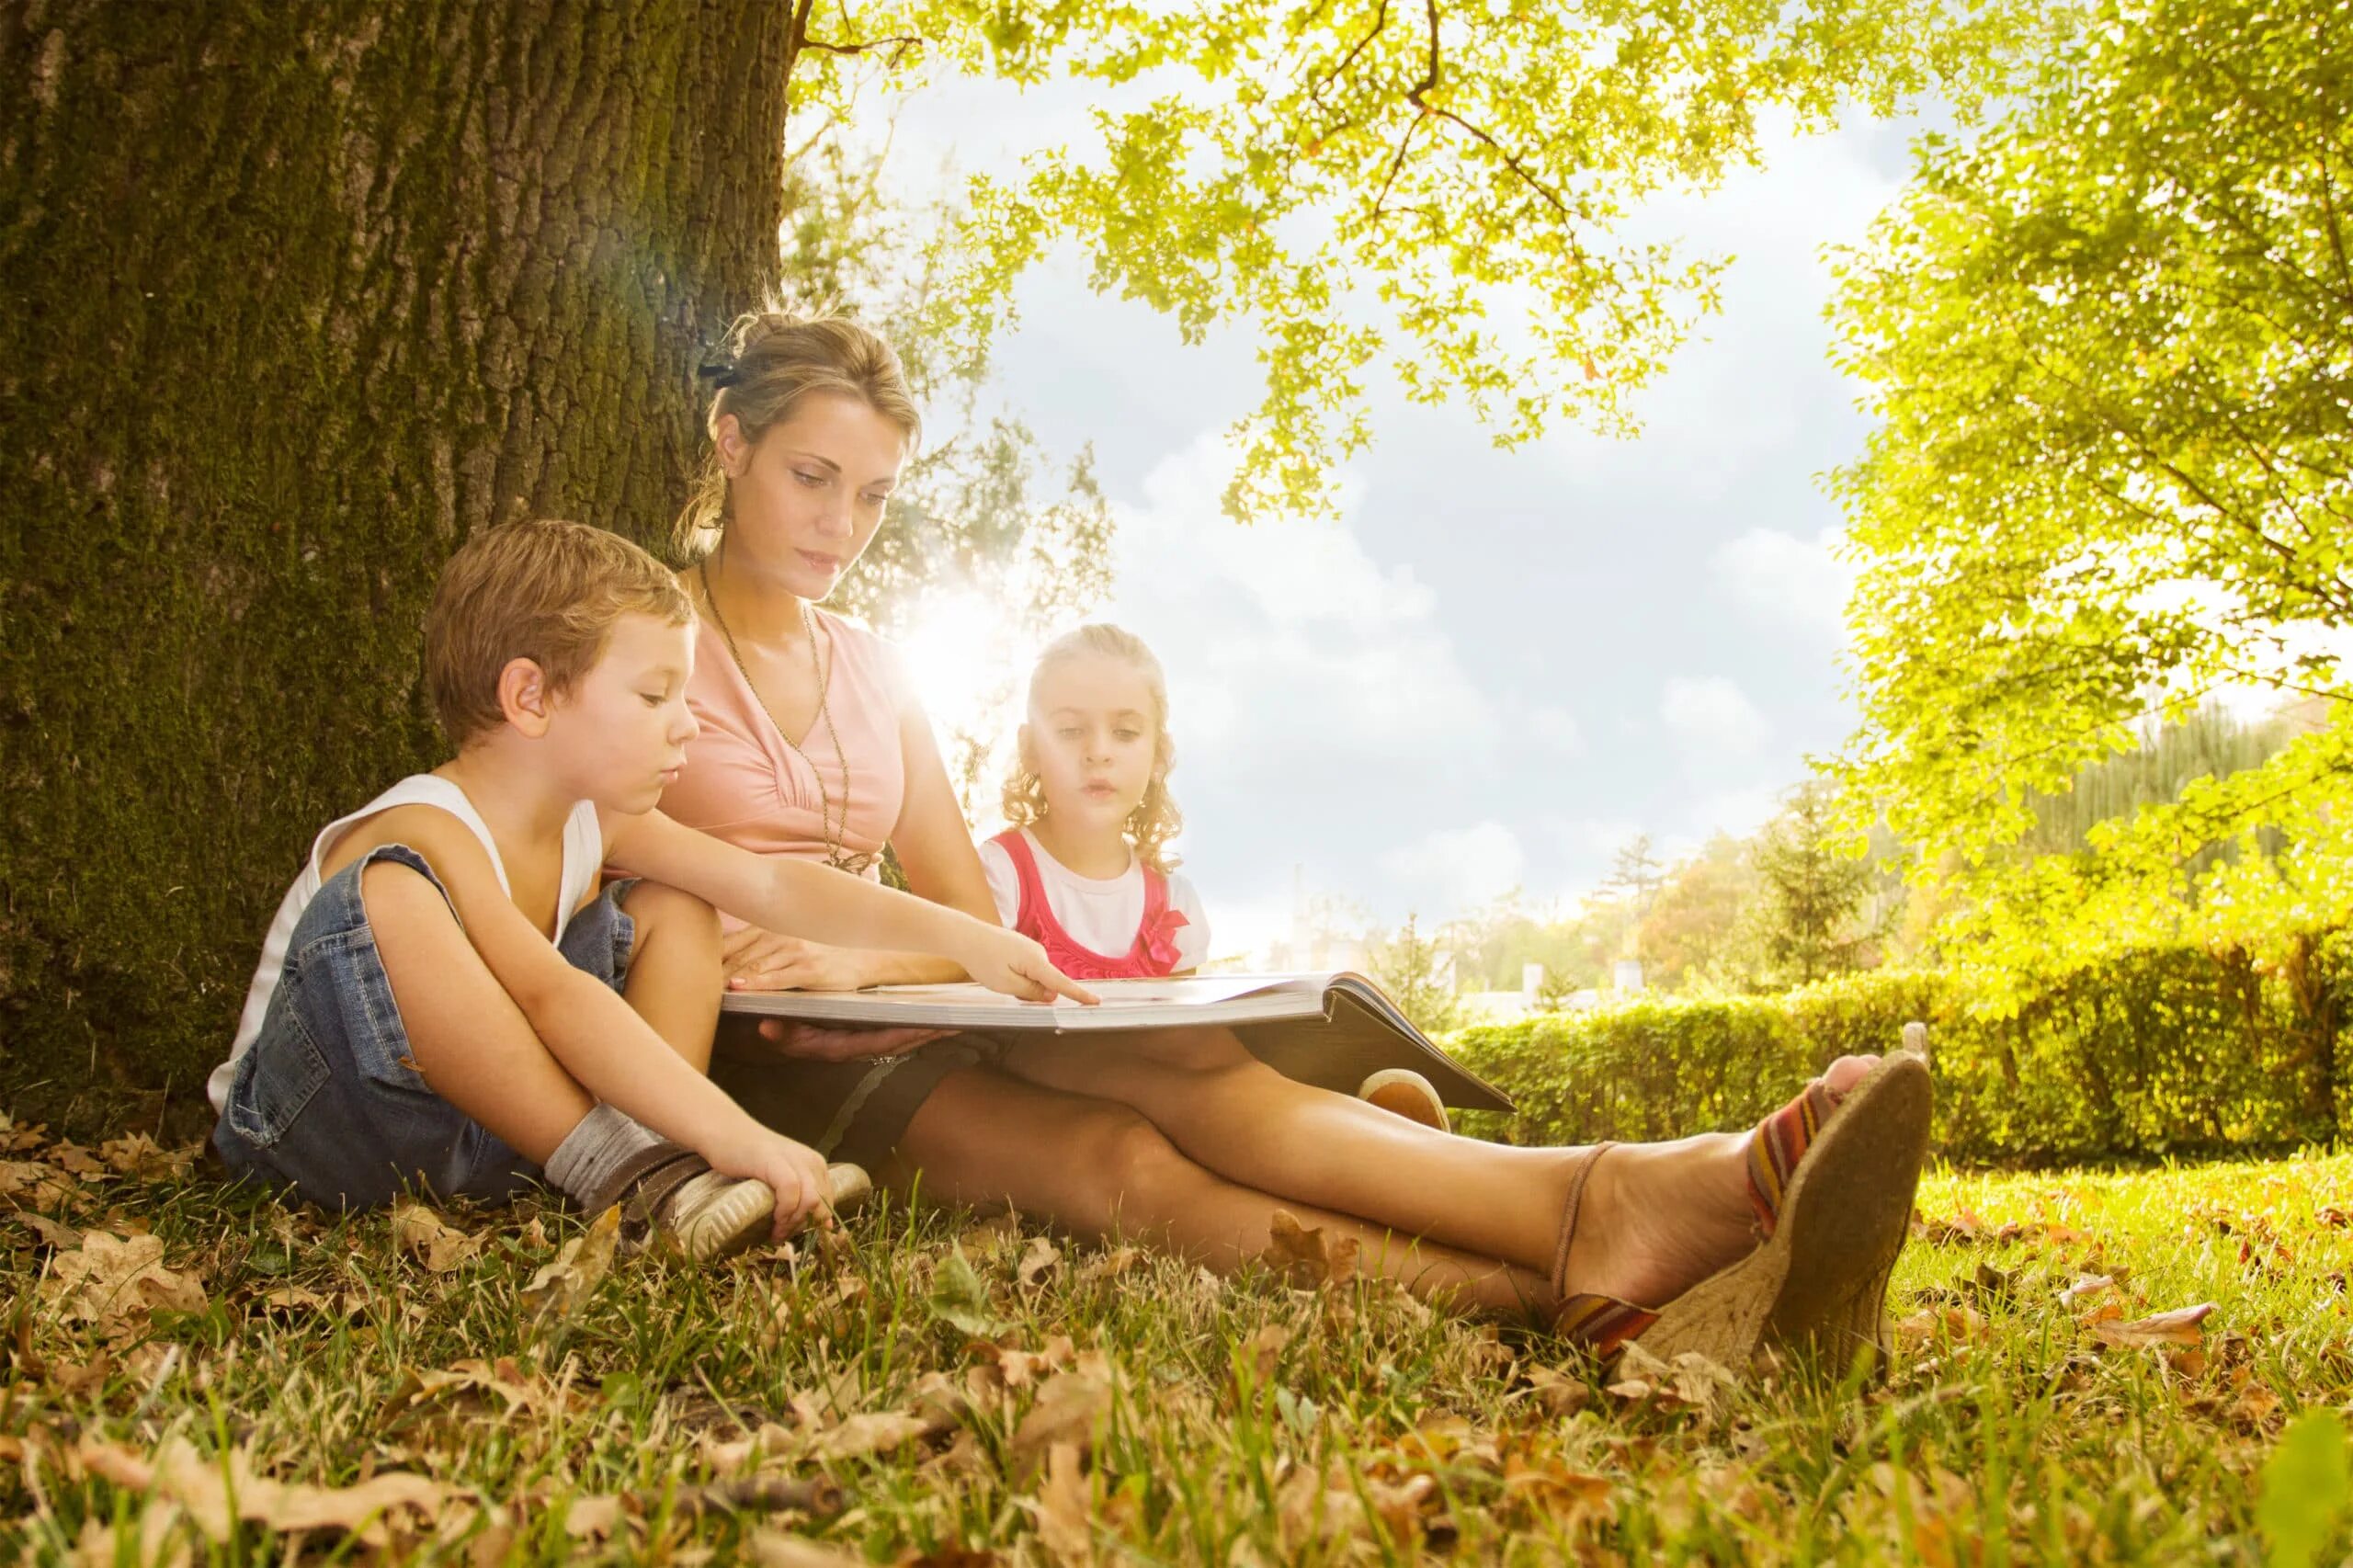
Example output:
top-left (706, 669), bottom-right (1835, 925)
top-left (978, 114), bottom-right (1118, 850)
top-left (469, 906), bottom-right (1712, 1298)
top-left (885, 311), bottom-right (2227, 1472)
top-left (0, 1), bottom-right (789, 1130)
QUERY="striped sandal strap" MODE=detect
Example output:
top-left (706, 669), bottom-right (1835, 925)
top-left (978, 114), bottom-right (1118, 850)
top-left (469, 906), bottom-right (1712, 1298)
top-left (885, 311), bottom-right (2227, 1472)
top-left (1548, 1141), bottom-right (1663, 1356)
top-left (1745, 1078), bottom-right (1847, 1236)
top-left (1553, 1293), bottom-right (1661, 1358)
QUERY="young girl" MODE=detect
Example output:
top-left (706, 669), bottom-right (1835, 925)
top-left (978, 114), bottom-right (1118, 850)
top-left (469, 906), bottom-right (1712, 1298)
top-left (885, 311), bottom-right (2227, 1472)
top-left (982, 624), bottom-right (1452, 1131)
top-left (982, 624), bottom-right (1209, 980)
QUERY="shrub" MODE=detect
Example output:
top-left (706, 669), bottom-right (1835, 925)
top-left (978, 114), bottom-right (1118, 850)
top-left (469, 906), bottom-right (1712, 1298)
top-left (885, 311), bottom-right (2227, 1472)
top-left (1447, 941), bottom-right (2347, 1165)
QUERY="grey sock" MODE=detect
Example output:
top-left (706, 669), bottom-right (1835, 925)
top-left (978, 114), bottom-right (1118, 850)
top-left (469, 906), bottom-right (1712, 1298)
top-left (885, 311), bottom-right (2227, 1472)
top-left (542, 1102), bottom-right (666, 1209)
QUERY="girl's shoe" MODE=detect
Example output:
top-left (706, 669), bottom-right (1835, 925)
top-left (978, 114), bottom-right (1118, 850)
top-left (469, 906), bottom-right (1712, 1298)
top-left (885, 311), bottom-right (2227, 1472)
top-left (1548, 1053), bottom-right (1933, 1375)
top-left (1357, 1068), bottom-right (1451, 1132)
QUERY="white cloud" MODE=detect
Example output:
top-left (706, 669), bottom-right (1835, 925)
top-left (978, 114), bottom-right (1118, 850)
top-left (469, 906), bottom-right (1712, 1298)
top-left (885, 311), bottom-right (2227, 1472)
top-left (1105, 434), bottom-right (1501, 774)
top-left (1711, 526), bottom-right (1857, 642)
top-left (1528, 705), bottom-right (1584, 755)
top-left (1661, 676), bottom-right (1772, 763)
top-left (1687, 787), bottom-right (1783, 840)
top-left (1379, 823), bottom-right (1526, 914)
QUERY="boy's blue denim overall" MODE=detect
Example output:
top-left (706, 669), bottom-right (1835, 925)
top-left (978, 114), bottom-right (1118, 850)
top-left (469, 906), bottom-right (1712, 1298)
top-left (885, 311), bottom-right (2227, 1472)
top-left (212, 844), bottom-right (637, 1209)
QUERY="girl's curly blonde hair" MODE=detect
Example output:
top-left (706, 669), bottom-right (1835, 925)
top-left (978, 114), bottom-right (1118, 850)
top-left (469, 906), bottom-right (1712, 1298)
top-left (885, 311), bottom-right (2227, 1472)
top-left (1001, 624), bottom-right (1184, 873)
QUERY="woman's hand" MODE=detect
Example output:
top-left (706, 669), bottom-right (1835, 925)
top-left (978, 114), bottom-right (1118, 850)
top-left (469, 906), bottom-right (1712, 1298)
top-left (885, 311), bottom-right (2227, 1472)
top-left (723, 928), bottom-right (873, 993)
top-left (754, 1020), bottom-right (954, 1062)
top-left (955, 926), bottom-right (1099, 1006)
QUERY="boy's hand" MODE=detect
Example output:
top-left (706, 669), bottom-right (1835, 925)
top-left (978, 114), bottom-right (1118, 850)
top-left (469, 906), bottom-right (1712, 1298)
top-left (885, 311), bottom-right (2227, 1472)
top-left (955, 926), bottom-right (1099, 1006)
top-left (707, 1125), bottom-right (834, 1240)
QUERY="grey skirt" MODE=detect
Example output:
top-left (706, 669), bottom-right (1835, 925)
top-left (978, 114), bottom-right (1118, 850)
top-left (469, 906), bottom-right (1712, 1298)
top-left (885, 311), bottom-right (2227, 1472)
top-left (706, 1015), bottom-right (1009, 1171)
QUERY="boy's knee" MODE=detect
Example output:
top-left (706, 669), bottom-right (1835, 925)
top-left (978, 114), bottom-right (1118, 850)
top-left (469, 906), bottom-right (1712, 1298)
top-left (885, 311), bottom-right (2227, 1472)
top-left (620, 880), bottom-right (720, 946)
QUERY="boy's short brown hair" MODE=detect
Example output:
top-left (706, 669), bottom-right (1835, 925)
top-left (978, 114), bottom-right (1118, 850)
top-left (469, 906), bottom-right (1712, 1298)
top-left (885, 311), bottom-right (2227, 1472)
top-left (424, 519), bottom-right (693, 745)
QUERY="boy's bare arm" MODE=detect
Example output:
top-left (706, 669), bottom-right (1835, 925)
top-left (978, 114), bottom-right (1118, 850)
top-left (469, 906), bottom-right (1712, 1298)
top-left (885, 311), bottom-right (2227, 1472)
top-left (330, 809), bottom-right (781, 1159)
top-left (605, 809), bottom-right (1098, 1005)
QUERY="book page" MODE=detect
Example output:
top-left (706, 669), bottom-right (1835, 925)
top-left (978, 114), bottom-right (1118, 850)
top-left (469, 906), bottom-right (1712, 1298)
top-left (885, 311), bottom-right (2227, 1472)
top-left (859, 975), bottom-right (1313, 1009)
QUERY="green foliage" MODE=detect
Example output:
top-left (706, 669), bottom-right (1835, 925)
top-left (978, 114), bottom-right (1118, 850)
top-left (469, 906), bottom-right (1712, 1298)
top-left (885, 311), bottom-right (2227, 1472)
top-left (1367, 914), bottom-right (1465, 1036)
top-left (2260, 1412), bottom-right (2353, 1568)
top-left (1747, 780), bottom-right (1873, 987)
top-left (1635, 834), bottom-right (1759, 991)
top-left (1828, 0), bottom-right (2353, 985)
top-left (1449, 937), bottom-right (2351, 1162)
top-left (790, 0), bottom-right (2052, 517)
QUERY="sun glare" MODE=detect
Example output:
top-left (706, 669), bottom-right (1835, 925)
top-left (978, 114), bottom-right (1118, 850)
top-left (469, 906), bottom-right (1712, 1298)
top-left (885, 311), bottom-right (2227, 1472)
top-left (892, 585), bottom-right (1037, 810)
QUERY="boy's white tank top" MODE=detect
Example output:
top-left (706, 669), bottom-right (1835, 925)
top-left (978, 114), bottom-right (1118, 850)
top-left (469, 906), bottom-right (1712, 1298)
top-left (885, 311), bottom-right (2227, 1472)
top-left (208, 774), bottom-right (604, 1112)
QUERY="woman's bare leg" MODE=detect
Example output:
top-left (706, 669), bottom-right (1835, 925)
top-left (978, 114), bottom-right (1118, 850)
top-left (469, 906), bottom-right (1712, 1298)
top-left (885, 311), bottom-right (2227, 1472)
top-left (999, 1028), bottom-right (1881, 1307)
top-left (886, 1065), bottom-right (1552, 1317)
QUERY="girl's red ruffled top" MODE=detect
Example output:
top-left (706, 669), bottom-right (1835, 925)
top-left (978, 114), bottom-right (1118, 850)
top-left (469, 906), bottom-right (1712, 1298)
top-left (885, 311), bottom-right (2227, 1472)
top-left (986, 828), bottom-right (1191, 981)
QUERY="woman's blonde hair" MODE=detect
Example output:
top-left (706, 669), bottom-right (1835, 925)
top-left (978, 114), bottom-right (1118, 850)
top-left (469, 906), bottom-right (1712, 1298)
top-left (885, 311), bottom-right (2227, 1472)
top-left (673, 308), bottom-right (922, 562)
top-left (1002, 623), bottom-right (1184, 872)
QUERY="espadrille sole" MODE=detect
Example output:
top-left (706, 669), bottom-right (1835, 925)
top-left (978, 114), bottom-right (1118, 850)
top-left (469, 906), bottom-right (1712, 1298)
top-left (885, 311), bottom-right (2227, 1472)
top-left (1633, 1054), bottom-right (1933, 1369)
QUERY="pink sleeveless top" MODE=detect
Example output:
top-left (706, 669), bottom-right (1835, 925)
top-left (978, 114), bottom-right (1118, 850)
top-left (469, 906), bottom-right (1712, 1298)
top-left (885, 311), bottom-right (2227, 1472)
top-left (985, 828), bottom-right (1191, 980)
top-left (661, 608), bottom-right (907, 881)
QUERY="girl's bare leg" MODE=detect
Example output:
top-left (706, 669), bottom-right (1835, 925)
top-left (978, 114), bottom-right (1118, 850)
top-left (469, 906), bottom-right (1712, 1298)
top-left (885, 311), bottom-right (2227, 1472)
top-left (999, 1028), bottom-right (1881, 1307)
top-left (885, 1065), bottom-right (1552, 1317)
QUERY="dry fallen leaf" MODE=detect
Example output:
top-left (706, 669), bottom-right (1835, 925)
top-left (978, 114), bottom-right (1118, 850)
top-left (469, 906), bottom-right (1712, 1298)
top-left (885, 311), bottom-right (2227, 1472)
top-left (1025, 1441), bottom-right (1094, 1565)
top-left (2059, 1274), bottom-right (2118, 1307)
top-left (801, 1411), bottom-right (934, 1463)
top-left (748, 1531), bottom-right (870, 1567)
top-left (48, 1142), bottom-right (106, 1177)
top-left (2090, 1301), bottom-right (2216, 1349)
top-left (1, 1160), bottom-right (81, 1214)
top-left (1076, 1245), bottom-right (1141, 1284)
top-left (1010, 1363), bottom-right (1117, 1479)
top-left (1262, 1210), bottom-right (1359, 1289)
top-left (520, 1205), bottom-right (620, 1322)
top-left (1016, 1235), bottom-right (1063, 1290)
top-left (78, 1437), bottom-right (446, 1544)
top-left (1606, 1343), bottom-right (1737, 1416)
top-left (1503, 1451), bottom-right (1615, 1528)
top-left (1894, 1305), bottom-right (1991, 1350)
top-left (1522, 1364), bottom-right (1594, 1419)
top-left (562, 1494), bottom-right (630, 1541)
top-left (392, 1200), bottom-right (487, 1274)
top-left (98, 1134), bottom-right (196, 1181)
top-left (73, 1507), bottom-right (192, 1568)
top-left (41, 1232), bottom-right (207, 1337)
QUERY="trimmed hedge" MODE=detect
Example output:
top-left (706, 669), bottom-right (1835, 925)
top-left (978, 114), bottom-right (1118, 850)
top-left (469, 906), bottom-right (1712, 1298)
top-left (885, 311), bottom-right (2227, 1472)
top-left (1446, 941), bottom-right (2347, 1165)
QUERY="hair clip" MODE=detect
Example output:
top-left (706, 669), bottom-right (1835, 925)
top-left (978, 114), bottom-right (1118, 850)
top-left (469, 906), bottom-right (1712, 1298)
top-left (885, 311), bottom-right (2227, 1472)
top-left (697, 358), bottom-right (739, 389)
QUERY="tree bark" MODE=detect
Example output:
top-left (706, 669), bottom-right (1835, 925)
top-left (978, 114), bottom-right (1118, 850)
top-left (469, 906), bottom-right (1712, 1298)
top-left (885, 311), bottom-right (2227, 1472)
top-left (0, 0), bottom-right (790, 1128)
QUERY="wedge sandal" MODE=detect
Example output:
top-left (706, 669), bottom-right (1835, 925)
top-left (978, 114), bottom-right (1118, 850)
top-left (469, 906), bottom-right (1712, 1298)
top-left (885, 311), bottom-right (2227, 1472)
top-left (1549, 1052), bottom-right (1933, 1372)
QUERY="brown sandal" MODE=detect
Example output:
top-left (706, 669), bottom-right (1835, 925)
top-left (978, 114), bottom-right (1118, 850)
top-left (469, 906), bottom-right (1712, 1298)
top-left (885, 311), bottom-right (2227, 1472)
top-left (1550, 1053), bottom-right (1933, 1372)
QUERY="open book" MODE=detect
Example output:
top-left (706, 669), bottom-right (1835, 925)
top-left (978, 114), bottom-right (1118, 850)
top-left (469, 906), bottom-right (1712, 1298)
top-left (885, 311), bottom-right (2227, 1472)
top-left (719, 972), bottom-right (1513, 1113)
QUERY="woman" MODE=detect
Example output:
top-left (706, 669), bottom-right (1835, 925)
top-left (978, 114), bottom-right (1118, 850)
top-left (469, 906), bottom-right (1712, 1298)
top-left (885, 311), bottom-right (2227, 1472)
top-left (657, 309), bottom-right (1927, 1366)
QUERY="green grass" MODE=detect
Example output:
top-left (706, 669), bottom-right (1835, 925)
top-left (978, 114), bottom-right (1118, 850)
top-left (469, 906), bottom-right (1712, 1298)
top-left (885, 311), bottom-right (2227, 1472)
top-left (5, 1118), bottom-right (2351, 1564)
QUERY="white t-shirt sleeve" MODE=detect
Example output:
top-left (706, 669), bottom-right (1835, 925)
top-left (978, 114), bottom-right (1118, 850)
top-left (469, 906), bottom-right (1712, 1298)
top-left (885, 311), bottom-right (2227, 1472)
top-left (1166, 870), bottom-right (1211, 971)
top-left (976, 836), bottom-right (1022, 928)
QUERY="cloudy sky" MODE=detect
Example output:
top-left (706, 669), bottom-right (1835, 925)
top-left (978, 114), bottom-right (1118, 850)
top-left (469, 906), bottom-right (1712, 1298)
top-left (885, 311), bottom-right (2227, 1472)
top-left (878, 79), bottom-right (1934, 959)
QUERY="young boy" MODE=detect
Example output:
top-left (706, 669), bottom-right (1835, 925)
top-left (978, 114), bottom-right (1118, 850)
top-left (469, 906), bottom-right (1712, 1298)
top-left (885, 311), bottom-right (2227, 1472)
top-left (209, 519), bottom-right (1092, 1261)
